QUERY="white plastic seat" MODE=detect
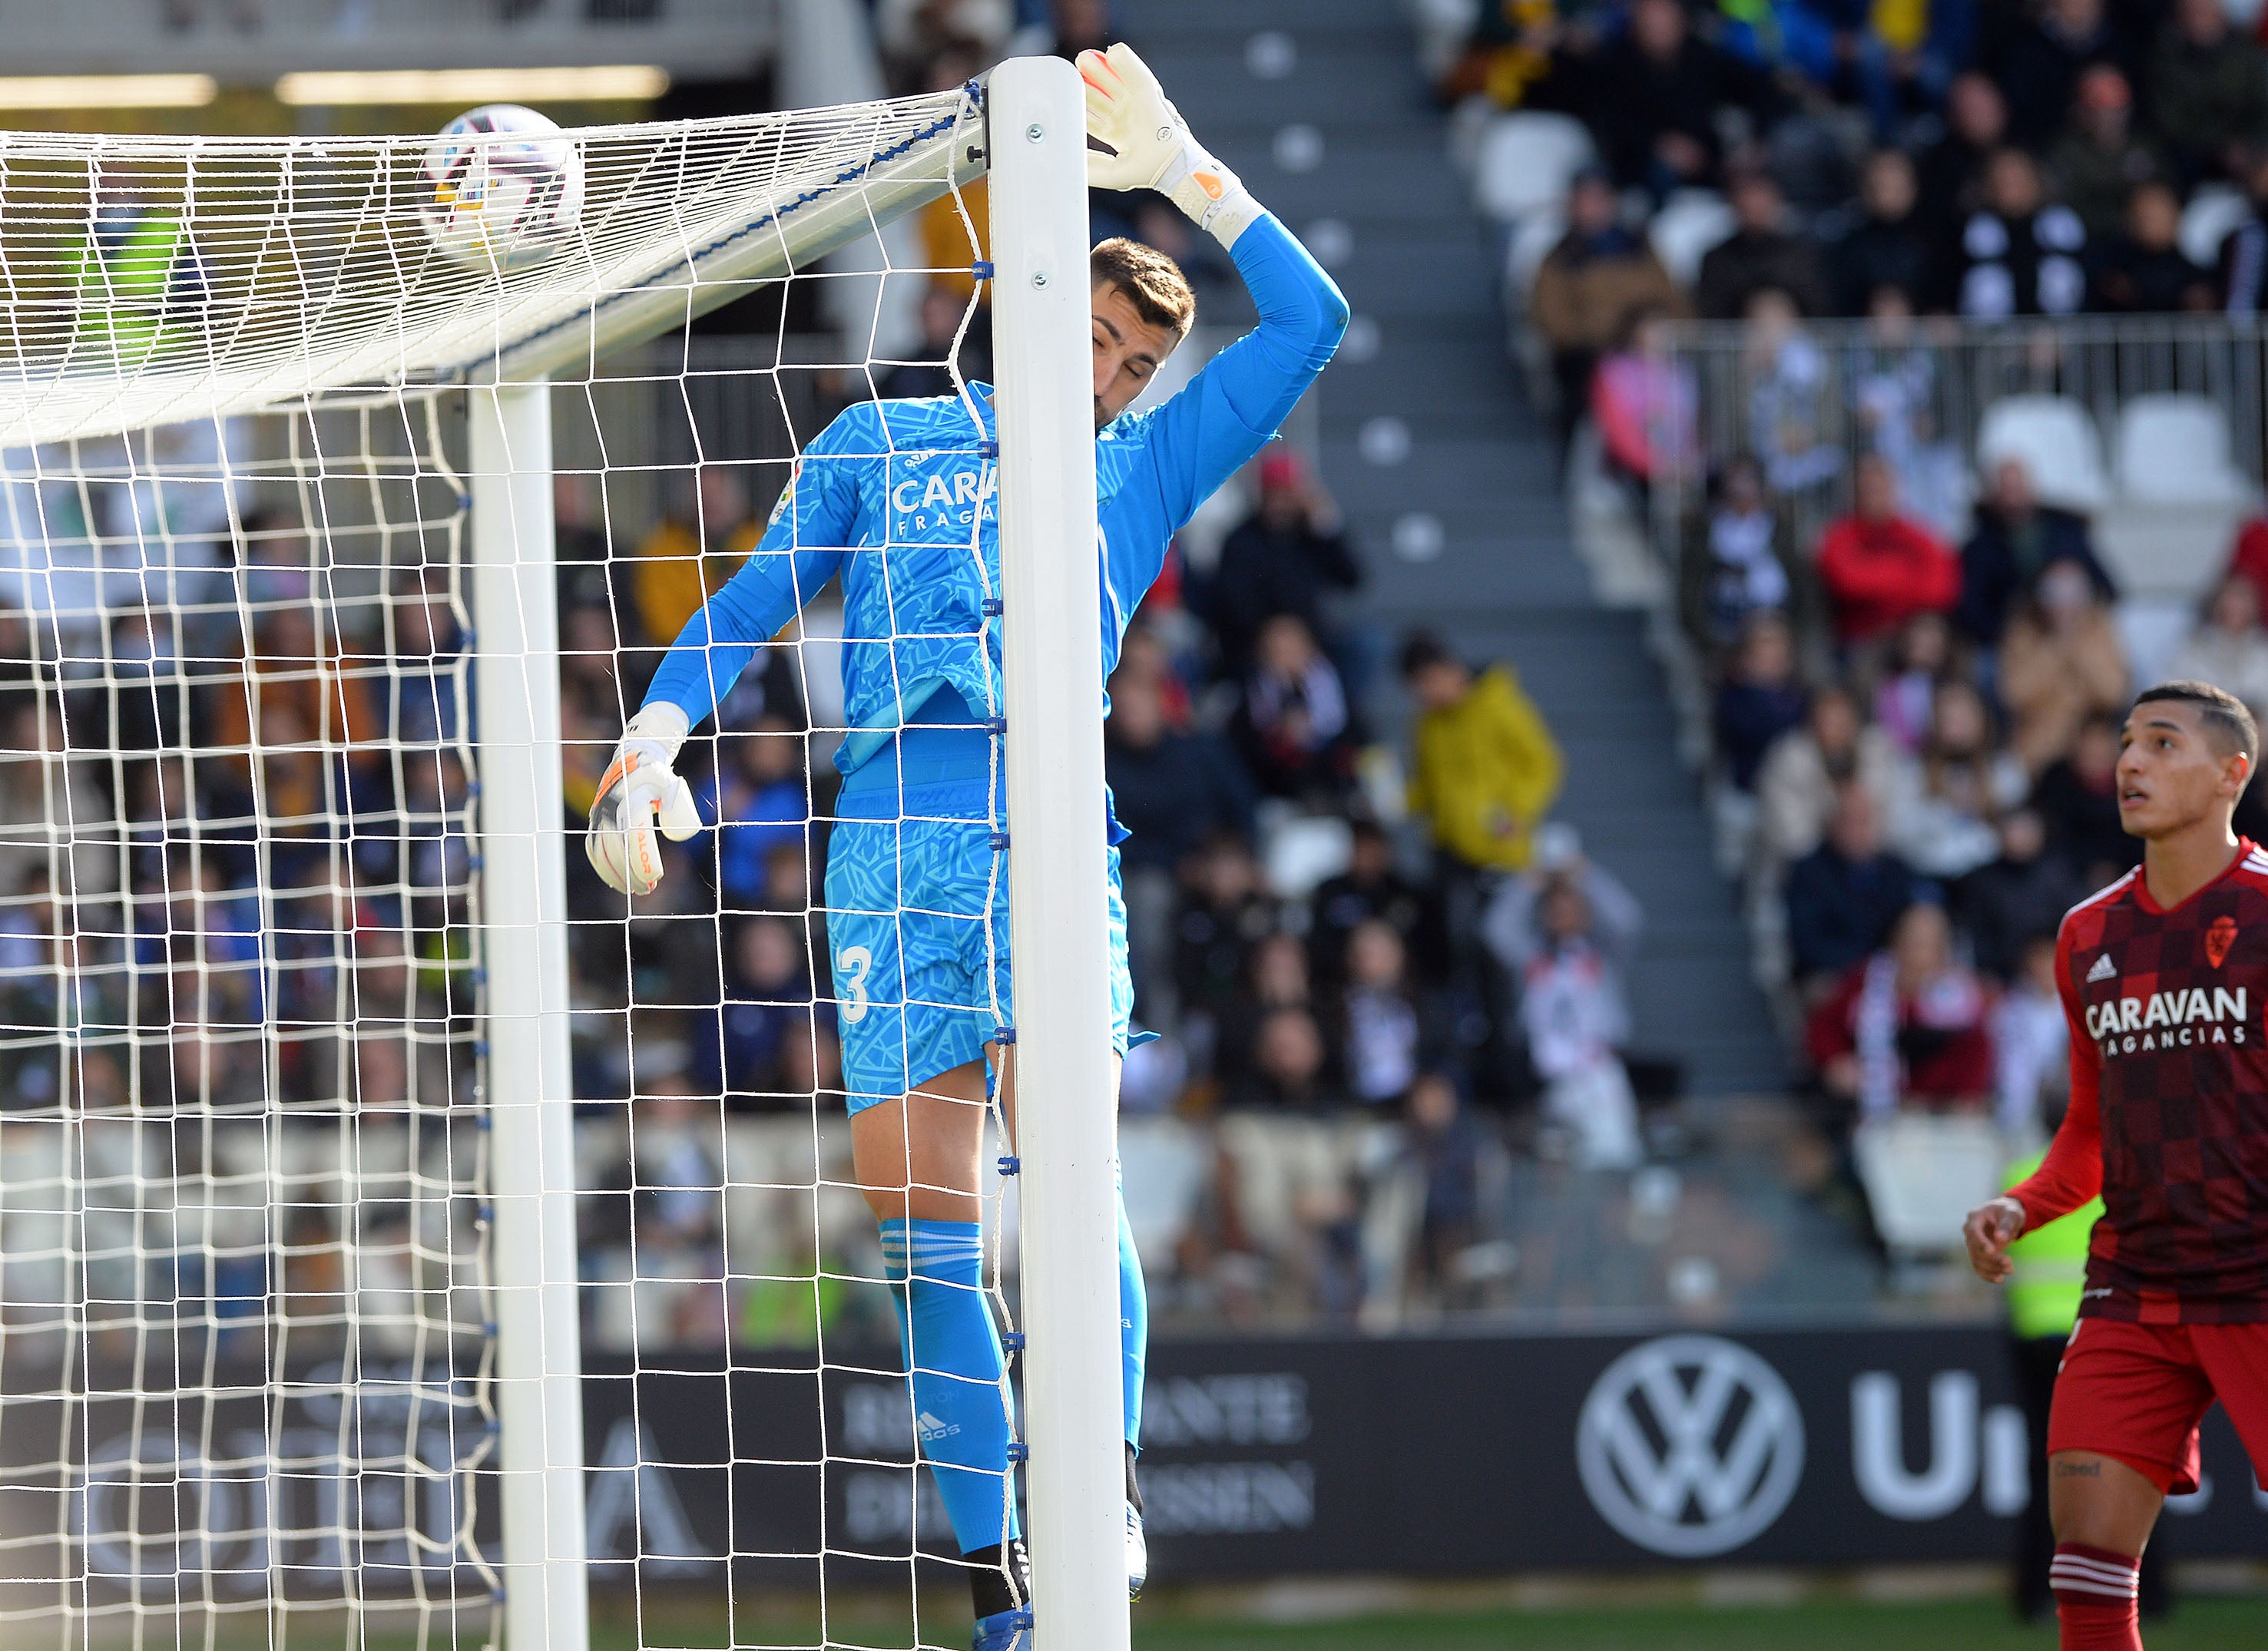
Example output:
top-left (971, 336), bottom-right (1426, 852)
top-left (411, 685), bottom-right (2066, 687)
top-left (1473, 111), bottom-right (1596, 223)
top-left (1977, 395), bottom-right (2111, 514)
top-left (2179, 183), bottom-right (2250, 270)
top-left (1648, 189), bottom-right (1737, 289)
top-left (2112, 394), bottom-right (2256, 507)
top-left (1852, 1112), bottom-right (2009, 1259)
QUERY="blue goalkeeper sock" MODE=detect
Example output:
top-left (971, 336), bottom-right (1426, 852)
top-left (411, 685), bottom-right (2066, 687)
top-left (880, 1219), bottom-right (1020, 1555)
top-left (1118, 1169), bottom-right (1147, 1451)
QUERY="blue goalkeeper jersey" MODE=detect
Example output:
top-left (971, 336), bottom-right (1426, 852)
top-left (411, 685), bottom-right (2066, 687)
top-left (642, 212), bottom-right (1348, 771)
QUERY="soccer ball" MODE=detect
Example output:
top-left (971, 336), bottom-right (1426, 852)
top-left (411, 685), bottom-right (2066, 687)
top-left (418, 104), bottom-right (584, 273)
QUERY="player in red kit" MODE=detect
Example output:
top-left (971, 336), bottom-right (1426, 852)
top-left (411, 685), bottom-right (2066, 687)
top-left (1963, 681), bottom-right (2268, 1651)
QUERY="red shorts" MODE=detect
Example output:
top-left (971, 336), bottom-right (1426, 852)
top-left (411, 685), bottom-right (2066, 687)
top-left (2047, 1317), bottom-right (2268, 1496)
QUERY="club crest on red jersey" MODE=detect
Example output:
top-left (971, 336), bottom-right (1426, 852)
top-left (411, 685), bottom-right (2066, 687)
top-left (2207, 915), bottom-right (2239, 968)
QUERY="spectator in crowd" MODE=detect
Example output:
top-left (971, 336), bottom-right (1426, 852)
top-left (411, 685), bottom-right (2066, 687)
top-left (1697, 171), bottom-right (1829, 321)
top-left (1741, 290), bottom-right (1842, 497)
top-left (2041, 65), bottom-right (2163, 244)
top-left (1917, 71), bottom-right (2010, 250)
top-left (2090, 180), bottom-right (2215, 313)
top-left (1310, 819), bottom-right (1444, 990)
top-left (1401, 632), bottom-right (1564, 878)
top-left (699, 714), bottom-right (810, 912)
top-left (1993, 934), bottom-right (2070, 1136)
top-left (1106, 667), bottom-right (1255, 1031)
top-left (1996, 558), bottom-right (2130, 774)
top-left (2165, 574), bottom-right (2268, 723)
top-left (1590, 304), bottom-right (1699, 485)
top-left (1235, 614), bottom-right (1359, 803)
top-left (1335, 918), bottom-right (1439, 1110)
top-left (1756, 683), bottom-right (1902, 872)
top-left (1390, 1069), bottom-right (1498, 1312)
top-left (1785, 782), bottom-right (1921, 993)
top-left (1885, 679), bottom-right (2028, 879)
top-left (2030, 713), bottom-right (2137, 877)
top-left (694, 914), bottom-right (813, 1111)
top-left (1714, 610), bottom-right (1809, 795)
top-left (1485, 846), bottom-right (1646, 1170)
top-left (1206, 449), bottom-right (1364, 681)
top-left (1833, 149), bottom-right (1939, 316)
top-left (1218, 931), bottom-right (1316, 1093)
top-left (1954, 148), bottom-right (2088, 319)
top-left (1995, 0), bottom-right (2136, 149)
top-left (630, 468), bottom-right (758, 654)
top-left (1226, 1004), bottom-right (1345, 1115)
top-left (1807, 900), bottom-right (1995, 1120)
top-left (2224, 491), bottom-right (2268, 595)
top-left (1849, 291), bottom-right (1967, 539)
top-left (1542, 0), bottom-right (1781, 197)
top-left (1436, 0), bottom-right (1561, 108)
top-left (875, 283), bottom-right (990, 399)
top-left (1872, 610), bottom-right (1958, 756)
top-left (1682, 454), bottom-right (1797, 655)
top-left (1174, 833), bottom-right (1279, 1039)
top-left (1531, 165), bottom-right (1687, 432)
top-left (1958, 456), bottom-right (2112, 644)
top-left (2220, 150), bottom-right (2268, 316)
top-left (2147, 0), bottom-right (2268, 187)
top-left (1814, 453), bottom-right (1962, 650)
top-left (1956, 809), bottom-right (2087, 982)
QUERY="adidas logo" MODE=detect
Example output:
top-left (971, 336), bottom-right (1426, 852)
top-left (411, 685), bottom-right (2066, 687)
top-left (916, 1410), bottom-right (962, 1443)
top-left (2086, 954), bottom-right (2116, 984)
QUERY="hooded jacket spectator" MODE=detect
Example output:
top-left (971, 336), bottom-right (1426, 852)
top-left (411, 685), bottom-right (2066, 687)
top-left (1402, 638), bottom-right (1564, 872)
top-left (1531, 167), bottom-right (1687, 415)
top-left (1958, 457), bottom-right (2113, 643)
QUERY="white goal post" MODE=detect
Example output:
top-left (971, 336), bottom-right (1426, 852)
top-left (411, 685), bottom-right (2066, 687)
top-left (0, 58), bottom-right (1122, 1650)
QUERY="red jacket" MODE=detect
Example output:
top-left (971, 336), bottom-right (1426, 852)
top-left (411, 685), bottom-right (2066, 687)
top-left (1814, 513), bottom-right (1961, 644)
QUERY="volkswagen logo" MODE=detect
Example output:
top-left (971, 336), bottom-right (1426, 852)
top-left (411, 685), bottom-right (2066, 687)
top-left (1577, 1334), bottom-right (1805, 1557)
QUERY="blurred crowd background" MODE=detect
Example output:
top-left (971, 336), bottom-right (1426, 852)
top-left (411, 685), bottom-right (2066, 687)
top-left (18, 0), bottom-right (2268, 1358)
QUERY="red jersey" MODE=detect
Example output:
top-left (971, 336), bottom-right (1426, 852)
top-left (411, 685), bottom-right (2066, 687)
top-left (2015, 842), bottom-right (2268, 1323)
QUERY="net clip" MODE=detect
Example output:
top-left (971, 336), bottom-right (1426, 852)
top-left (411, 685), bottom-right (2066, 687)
top-left (1006, 1441), bottom-right (1029, 1464)
top-left (982, 597), bottom-right (1003, 617)
top-left (972, 260), bottom-right (995, 280)
top-left (1002, 1330), bottom-right (1025, 1353)
top-left (997, 1154), bottom-right (1020, 1176)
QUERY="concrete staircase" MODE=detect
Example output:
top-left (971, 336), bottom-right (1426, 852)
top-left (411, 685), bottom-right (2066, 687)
top-left (1131, 0), bottom-right (1786, 1097)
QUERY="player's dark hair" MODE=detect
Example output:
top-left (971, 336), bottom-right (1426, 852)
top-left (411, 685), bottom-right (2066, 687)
top-left (1089, 237), bottom-right (1194, 338)
top-left (2133, 680), bottom-right (2260, 775)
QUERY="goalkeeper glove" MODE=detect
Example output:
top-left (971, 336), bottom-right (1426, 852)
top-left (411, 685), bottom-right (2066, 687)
top-left (1081, 42), bottom-right (1261, 246)
top-left (586, 702), bottom-right (700, 897)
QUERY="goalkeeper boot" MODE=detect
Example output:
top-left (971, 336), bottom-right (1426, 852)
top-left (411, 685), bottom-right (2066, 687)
top-left (1126, 1441), bottom-right (1147, 1602)
top-left (971, 1606), bottom-right (1031, 1650)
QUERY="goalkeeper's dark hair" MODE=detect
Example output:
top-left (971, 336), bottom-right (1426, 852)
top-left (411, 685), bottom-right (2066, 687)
top-left (1090, 237), bottom-right (1195, 338)
top-left (2132, 680), bottom-right (2260, 773)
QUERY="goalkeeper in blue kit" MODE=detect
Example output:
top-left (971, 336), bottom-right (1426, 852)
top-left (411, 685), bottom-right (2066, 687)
top-left (587, 45), bottom-right (1345, 1647)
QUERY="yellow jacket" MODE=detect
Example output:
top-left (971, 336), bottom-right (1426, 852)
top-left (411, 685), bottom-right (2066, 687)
top-left (1408, 664), bottom-right (1564, 870)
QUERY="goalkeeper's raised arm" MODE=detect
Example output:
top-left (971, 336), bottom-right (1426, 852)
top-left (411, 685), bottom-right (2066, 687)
top-left (588, 42), bottom-right (1347, 898)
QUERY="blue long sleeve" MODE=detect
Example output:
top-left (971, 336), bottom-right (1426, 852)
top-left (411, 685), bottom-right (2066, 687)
top-left (1099, 213), bottom-right (1349, 620)
top-left (643, 407), bottom-right (871, 726)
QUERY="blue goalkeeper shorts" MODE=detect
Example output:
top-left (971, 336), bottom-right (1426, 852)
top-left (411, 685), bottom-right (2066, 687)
top-left (825, 780), bottom-right (1134, 1112)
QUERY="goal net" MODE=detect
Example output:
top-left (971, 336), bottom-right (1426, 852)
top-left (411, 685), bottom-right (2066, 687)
top-left (0, 67), bottom-right (1123, 1650)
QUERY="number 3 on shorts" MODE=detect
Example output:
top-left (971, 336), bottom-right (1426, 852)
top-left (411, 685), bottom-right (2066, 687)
top-left (837, 945), bottom-right (872, 1023)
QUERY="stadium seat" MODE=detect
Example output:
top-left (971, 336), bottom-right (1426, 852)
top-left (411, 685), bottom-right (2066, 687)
top-left (2096, 396), bottom-right (2260, 599)
top-left (2112, 395), bottom-right (2254, 507)
top-left (2179, 183), bottom-right (2250, 270)
top-left (1472, 111), bottom-right (1595, 224)
top-left (1262, 809), bottom-right (1354, 899)
top-left (1975, 395), bottom-right (2111, 515)
top-left (1118, 1115), bottom-right (1210, 1274)
top-left (1647, 190), bottom-right (1737, 289)
top-left (1851, 1111), bottom-right (2010, 1266)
